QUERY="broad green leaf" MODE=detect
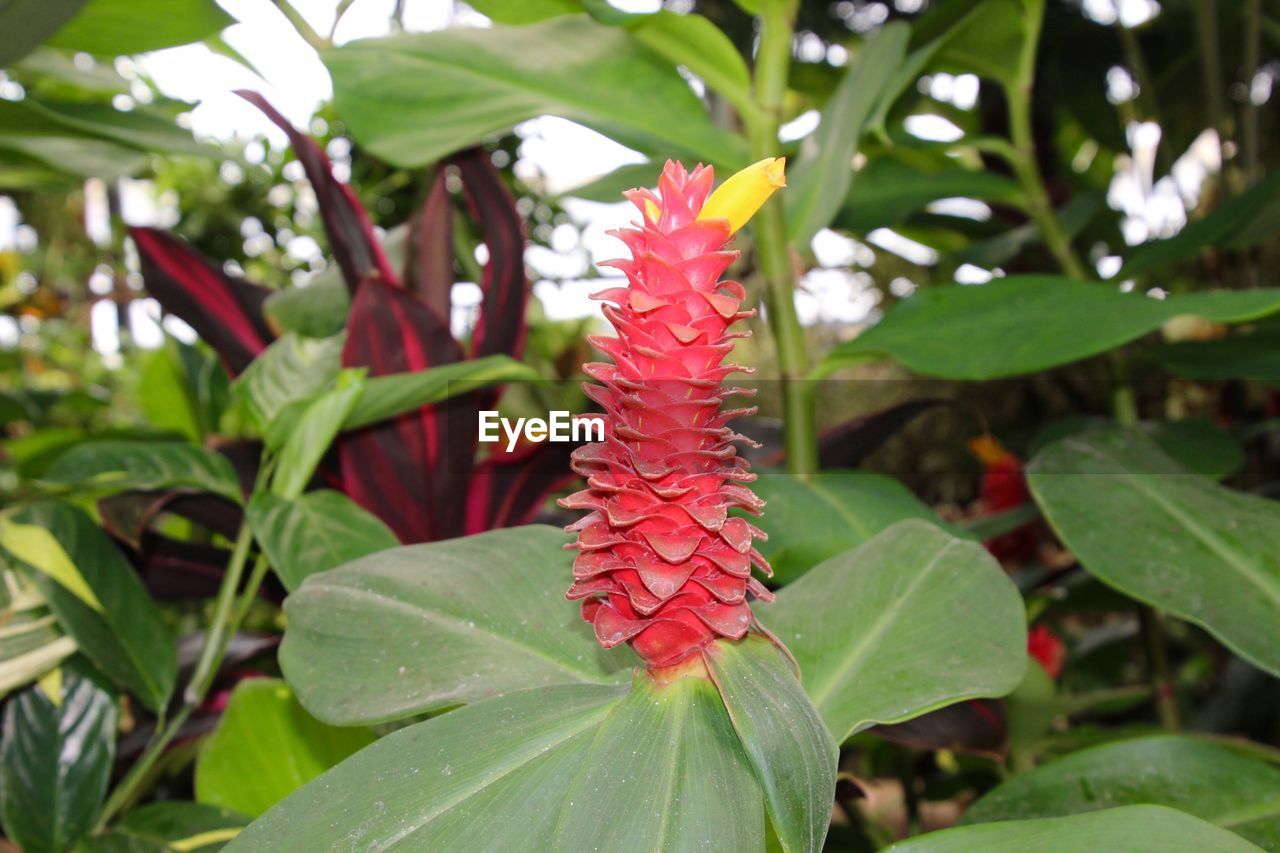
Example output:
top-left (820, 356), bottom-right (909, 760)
top-left (0, 0), bottom-right (87, 66)
top-left (706, 636), bottom-right (836, 853)
top-left (628, 12), bottom-right (756, 123)
top-left (465, 0), bottom-right (579, 23)
top-left (232, 678), bottom-right (764, 852)
top-left (78, 801), bottom-right (248, 853)
top-left (0, 519), bottom-right (103, 610)
top-left (270, 374), bottom-right (364, 500)
top-left (965, 736), bottom-right (1280, 848)
top-left (280, 525), bottom-right (631, 725)
top-left (1, 662), bottom-right (117, 853)
top-left (247, 491), bottom-right (399, 591)
top-left (47, 0), bottom-right (235, 55)
top-left (1146, 326), bottom-right (1280, 381)
top-left (11, 98), bottom-right (206, 157)
top-left (195, 679), bottom-right (374, 818)
top-left (228, 683), bottom-right (625, 851)
top-left (923, 0), bottom-right (1033, 90)
top-left (835, 157), bottom-right (1023, 234)
top-left (888, 805), bottom-right (1261, 852)
top-left (42, 440), bottom-right (242, 503)
top-left (1118, 171), bottom-right (1280, 279)
top-left (1027, 429), bottom-right (1280, 677)
top-left (785, 22), bottom-right (910, 247)
top-left (752, 471), bottom-right (961, 584)
top-left (6, 503), bottom-right (176, 711)
top-left (139, 344), bottom-right (204, 442)
top-left (0, 570), bottom-right (77, 698)
top-left (231, 332), bottom-right (343, 434)
top-left (1030, 417), bottom-right (1244, 480)
top-left (343, 355), bottom-right (540, 431)
top-left (813, 277), bottom-right (1280, 380)
top-left (263, 277), bottom-right (349, 340)
top-left (553, 674), bottom-right (763, 853)
top-left (558, 161), bottom-right (655, 203)
top-left (0, 128), bottom-right (145, 182)
top-left (323, 16), bottom-right (747, 170)
top-left (764, 520), bottom-right (1026, 743)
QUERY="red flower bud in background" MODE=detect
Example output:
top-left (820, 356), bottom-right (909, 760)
top-left (561, 159), bottom-right (785, 669)
top-left (1027, 624), bottom-right (1066, 678)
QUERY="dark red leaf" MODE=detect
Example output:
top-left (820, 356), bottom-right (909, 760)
top-left (407, 168), bottom-right (454, 318)
top-left (464, 441), bottom-right (577, 534)
top-left (130, 227), bottom-right (274, 376)
top-left (236, 90), bottom-right (394, 293)
top-left (338, 276), bottom-right (464, 542)
top-left (451, 148), bottom-right (529, 360)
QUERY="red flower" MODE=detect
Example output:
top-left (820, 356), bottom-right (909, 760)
top-left (1028, 624), bottom-right (1066, 678)
top-left (561, 159), bottom-right (784, 669)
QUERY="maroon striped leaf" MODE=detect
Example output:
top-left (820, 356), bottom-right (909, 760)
top-left (406, 168), bottom-right (454, 317)
top-left (237, 90), bottom-right (394, 294)
top-left (130, 227), bottom-right (274, 376)
top-left (464, 441), bottom-right (577, 534)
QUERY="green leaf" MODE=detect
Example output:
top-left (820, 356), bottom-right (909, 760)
top-left (231, 333), bottom-right (343, 435)
top-left (47, 0), bottom-right (235, 55)
top-left (706, 636), bottom-right (836, 853)
top-left (1118, 171), bottom-right (1280, 279)
top-left (343, 355), bottom-right (540, 431)
top-left (835, 157), bottom-right (1023, 234)
top-left (5, 503), bottom-right (176, 711)
top-left (965, 735), bottom-right (1280, 848)
top-left (627, 12), bottom-right (756, 123)
top-left (1, 662), bottom-right (117, 853)
top-left (42, 440), bottom-right (242, 503)
top-left (464, 0), bottom-right (580, 23)
top-left (923, 0), bottom-right (1033, 90)
top-left (280, 525), bottom-right (631, 725)
top-left (12, 98), bottom-right (207, 158)
top-left (0, 0), bottom-right (87, 66)
top-left (558, 161), bottom-right (655, 202)
top-left (323, 16), bottom-right (747, 170)
top-left (247, 491), bottom-right (399, 591)
top-left (1027, 428), bottom-right (1280, 678)
top-left (263, 277), bottom-right (349, 340)
top-left (1146, 326), bottom-right (1280, 381)
top-left (0, 570), bottom-right (77, 698)
top-left (79, 801), bottom-right (248, 853)
top-left (763, 519), bottom-right (1026, 743)
top-left (270, 374), bottom-right (364, 500)
top-left (752, 471), bottom-right (962, 584)
top-left (1030, 417), bottom-right (1244, 480)
top-left (813, 277), bottom-right (1280, 380)
top-left (195, 679), bottom-right (374, 818)
top-left (227, 684), bottom-right (626, 851)
top-left (785, 22), bottom-right (910, 247)
top-left (887, 805), bottom-right (1261, 852)
top-left (231, 677), bottom-right (766, 852)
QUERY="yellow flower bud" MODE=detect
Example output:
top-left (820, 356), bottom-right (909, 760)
top-left (697, 157), bottom-right (786, 233)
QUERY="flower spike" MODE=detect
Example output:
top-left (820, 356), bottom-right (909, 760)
top-left (562, 159), bottom-right (784, 670)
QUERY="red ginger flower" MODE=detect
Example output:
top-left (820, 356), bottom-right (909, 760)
top-left (561, 158), bottom-right (785, 670)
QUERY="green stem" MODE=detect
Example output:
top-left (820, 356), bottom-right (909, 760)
top-left (1242, 0), bottom-right (1261, 186)
top-left (1139, 605), bottom-right (1181, 730)
top-left (272, 0), bottom-right (330, 52)
top-left (1192, 0), bottom-right (1226, 145)
top-left (1006, 0), bottom-right (1086, 280)
top-left (96, 521), bottom-right (257, 828)
top-left (752, 0), bottom-right (817, 477)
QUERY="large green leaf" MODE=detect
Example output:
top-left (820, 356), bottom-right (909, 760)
top-left (784, 22), bottom-right (910, 247)
top-left (706, 636), bottom-right (836, 853)
top-left (46, 0), bottom-right (235, 55)
top-left (1029, 417), bottom-right (1244, 480)
top-left (964, 736), bottom-right (1280, 848)
top-left (323, 16), bottom-right (747, 169)
top-left (343, 355), bottom-right (540, 431)
top-left (231, 677), bottom-right (766, 852)
top-left (835, 157), bottom-right (1023, 234)
top-left (626, 12), bottom-right (756, 124)
top-left (270, 374), bottom-right (364, 500)
top-left (0, 663), bottom-right (117, 853)
top-left (42, 440), bottom-right (242, 503)
top-left (195, 679), bottom-right (374, 818)
top-left (1026, 429), bottom-right (1280, 677)
top-left (0, 0), bottom-right (87, 66)
top-left (763, 520), bottom-right (1026, 743)
top-left (888, 805), bottom-right (1260, 852)
top-left (752, 471), bottom-right (961, 584)
top-left (280, 525), bottom-right (631, 725)
top-left (1118, 171), bottom-right (1280, 279)
top-left (78, 801), bottom-right (247, 852)
top-left (231, 333), bottom-right (343, 435)
top-left (922, 0), bottom-right (1032, 89)
top-left (1146, 327), bottom-right (1280, 381)
top-left (4, 503), bottom-right (176, 711)
top-left (247, 491), bottom-right (399, 591)
top-left (10, 98), bottom-right (206, 157)
top-left (813, 277), bottom-right (1280, 380)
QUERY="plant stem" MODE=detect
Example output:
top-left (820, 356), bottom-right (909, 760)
top-left (1192, 0), bottom-right (1226, 145)
top-left (96, 521), bottom-right (257, 828)
top-left (752, 0), bottom-right (817, 477)
top-left (1007, 0), bottom-right (1087, 280)
top-left (272, 0), bottom-right (330, 52)
top-left (1139, 605), bottom-right (1181, 730)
